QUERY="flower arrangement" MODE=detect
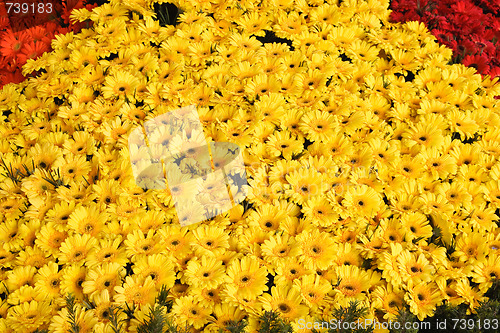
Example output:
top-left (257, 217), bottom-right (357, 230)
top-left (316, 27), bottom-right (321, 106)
top-left (0, 0), bottom-right (98, 88)
top-left (390, 0), bottom-right (500, 78)
top-left (0, 0), bottom-right (499, 332)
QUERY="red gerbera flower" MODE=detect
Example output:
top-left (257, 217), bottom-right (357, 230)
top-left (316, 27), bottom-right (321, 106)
top-left (8, 13), bottom-right (38, 32)
top-left (43, 21), bottom-right (60, 34)
top-left (29, 25), bottom-right (54, 46)
top-left (0, 55), bottom-right (12, 73)
top-left (16, 40), bottom-right (49, 64)
top-left (0, 17), bottom-right (9, 30)
top-left (55, 26), bottom-right (72, 36)
top-left (25, 26), bottom-right (47, 44)
top-left (487, 66), bottom-right (500, 78)
top-left (431, 29), bottom-right (453, 43)
top-left (474, 0), bottom-right (500, 16)
top-left (0, 29), bottom-right (29, 60)
top-left (0, 68), bottom-right (24, 86)
top-left (431, 13), bottom-right (451, 31)
top-left (431, 29), bottom-right (458, 52)
top-left (462, 54), bottom-right (490, 74)
top-left (453, 1), bottom-right (483, 16)
top-left (461, 39), bottom-right (477, 56)
top-left (491, 20), bottom-right (500, 40)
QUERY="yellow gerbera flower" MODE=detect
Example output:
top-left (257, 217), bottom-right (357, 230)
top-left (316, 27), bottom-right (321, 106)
top-left (113, 276), bottom-right (156, 309)
top-left (454, 231), bottom-right (488, 265)
top-left (124, 229), bottom-right (161, 260)
top-left (82, 262), bottom-right (126, 301)
top-left (266, 130), bottom-right (304, 161)
top-left (331, 242), bottom-right (363, 267)
top-left (6, 300), bottom-right (52, 332)
top-left (15, 245), bottom-right (48, 269)
top-left (299, 109), bottom-right (338, 143)
top-left (259, 285), bottom-right (309, 321)
top-left (419, 147), bottom-right (457, 180)
top-left (285, 168), bottom-right (326, 205)
top-left (302, 197), bottom-right (340, 228)
top-left (171, 295), bottom-right (211, 329)
top-left (58, 233), bottom-right (97, 265)
top-left (396, 250), bottom-right (435, 284)
top-left (247, 201), bottom-right (291, 232)
top-left (206, 303), bottom-right (246, 332)
top-left (296, 229), bottom-right (335, 270)
top-left (455, 278), bottom-right (487, 314)
top-left (471, 254), bottom-right (500, 293)
top-left (224, 257), bottom-right (268, 300)
top-left (190, 225), bottom-right (229, 257)
top-left (275, 258), bottom-right (313, 288)
top-left (244, 73), bottom-right (280, 97)
top-left (435, 278), bottom-right (465, 308)
top-left (342, 184), bottom-right (383, 219)
top-left (86, 236), bottom-right (128, 268)
top-left (185, 255), bottom-right (226, 290)
top-left (400, 212), bottom-right (433, 243)
top-left (404, 281), bottom-right (442, 321)
top-left (34, 262), bottom-right (63, 306)
top-left (102, 70), bottom-right (140, 101)
top-left (331, 265), bottom-right (371, 308)
top-left (60, 264), bottom-right (86, 300)
top-left (293, 274), bottom-right (332, 311)
top-left (372, 283), bottom-right (405, 320)
top-left (68, 203), bottom-right (107, 237)
top-left (261, 233), bottom-right (300, 267)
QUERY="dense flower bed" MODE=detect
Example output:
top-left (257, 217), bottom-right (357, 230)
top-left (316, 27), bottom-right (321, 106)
top-left (390, 0), bottom-right (500, 78)
top-left (3, 0), bottom-right (500, 87)
top-left (0, 0), bottom-right (500, 332)
top-left (0, 0), bottom-right (97, 87)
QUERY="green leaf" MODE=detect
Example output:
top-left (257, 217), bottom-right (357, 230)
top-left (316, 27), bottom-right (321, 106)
top-left (155, 285), bottom-right (172, 310)
top-left (390, 307), bottom-right (419, 333)
top-left (137, 305), bottom-right (166, 333)
top-left (330, 300), bottom-right (373, 333)
top-left (108, 305), bottom-right (126, 333)
top-left (66, 294), bottom-right (81, 333)
top-left (220, 319), bottom-right (248, 333)
top-left (258, 311), bottom-right (293, 333)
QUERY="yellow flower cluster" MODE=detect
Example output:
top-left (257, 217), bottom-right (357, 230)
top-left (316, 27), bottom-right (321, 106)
top-left (0, 0), bottom-right (500, 331)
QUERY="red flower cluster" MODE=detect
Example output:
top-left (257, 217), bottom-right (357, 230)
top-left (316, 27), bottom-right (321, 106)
top-left (0, 0), bottom-right (97, 87)
top-left (390, 0), bottom-right (500, 78)
top-left (472, 0), bottom-right (500, 16)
